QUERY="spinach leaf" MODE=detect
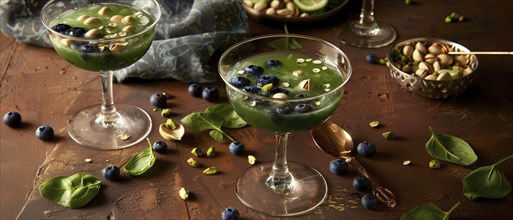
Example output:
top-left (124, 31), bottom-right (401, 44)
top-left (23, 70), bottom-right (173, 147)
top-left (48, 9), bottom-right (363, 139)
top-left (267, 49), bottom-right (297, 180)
top-left (268, 25), bottom-right (303, 50)
top-left (463, 154), bottom-right (513, 200)
top-left (425, 127), bottom-right (477, 166)
top-left (400, 202), bottom-right (460, 220)
top-left (39, 172), bottom-right (101, 208)
top-left (181, 111), bottom-right (235, 143)
top-left (122, 139), bottom-right (156, 176)
top-left (205, 104), bottom-right (247, 129)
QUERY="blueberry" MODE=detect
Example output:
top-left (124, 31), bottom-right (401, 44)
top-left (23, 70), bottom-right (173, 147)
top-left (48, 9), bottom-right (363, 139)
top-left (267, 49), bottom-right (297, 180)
top-left (269, 87), bottom-right (289, 96)
top-left (228, 141), bottom-right (245, 155)
top-left (221, 207), bottom-right (240, 220)
top-left (78, 43), bottom-right (100, 53)
top-left (329, 159), bottom-right (348, 175)
top-left (294, 93), bottom-right (308, 99)
top-left (293, 103), bottom-right (313, 113)
top-left (152, 141), bottom-right (168, 153)
top-left (272, 106), bottom-right (292, 115)
top-left (229, 76), bottom-right (250, 88)
top-left (265, 59), bottom-right (281, 69)
top-left (243, 65), bottom-right (263, 76)
top-left (150, 92), bottom-right (167, 107)
top-left (35, 125), bottom-right (54, 141)
top-left (67, 27), bottom-right (86, 37)
top-left (102, 165), bottom-right (121, 181)
top-left (356, 141), bottom-right (376, 157)
top-left (366, 53), bottom-right (379, 64)
top-left (202, 86), bottom-right (219, 102)
top-left (242, 86), bottom-right (262, 95)
top-left (361, 194), bottom-right (379, 210)
top-left (51, 24), bottom-right (71, 34)
top-left (3, 111), bottom-right (22, 128)
top-left (352, 175), bottom-right (371, 192)
top-left (255, 75), bottom-right (279, 87)
top-left (188, 83), bottom-right (202, 97)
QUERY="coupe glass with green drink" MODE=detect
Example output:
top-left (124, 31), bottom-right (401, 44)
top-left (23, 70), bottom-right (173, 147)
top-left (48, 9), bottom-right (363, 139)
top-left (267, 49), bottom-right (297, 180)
top-left (219, 34), bottom-right (352, 216)
top-left (41, 0), bottom-right (161, 150)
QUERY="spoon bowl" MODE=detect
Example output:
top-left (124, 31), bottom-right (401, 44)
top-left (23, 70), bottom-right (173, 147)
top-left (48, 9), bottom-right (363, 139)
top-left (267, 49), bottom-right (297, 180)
top-left (311, 121), bottom-right (397, 208)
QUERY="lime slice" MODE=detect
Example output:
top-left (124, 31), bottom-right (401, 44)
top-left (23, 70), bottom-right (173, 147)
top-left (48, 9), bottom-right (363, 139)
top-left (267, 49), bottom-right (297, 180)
top-left (293, 0), bottom-right (329, 13)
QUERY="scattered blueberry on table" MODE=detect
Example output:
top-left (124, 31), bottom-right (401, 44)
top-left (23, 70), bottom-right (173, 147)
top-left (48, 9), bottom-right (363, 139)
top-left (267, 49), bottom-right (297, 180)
top-left (357, 141), bottom-right (376, 157)
top-left (228, 141), bottom-right (245, 155)
top-left (366, 53), bottom-right (379, 64)
top-left (150, 92), bottom-right (168, 108)
top-left (102, 165), bottom-right (121, 181)
top-left (353, 175), bottom-right (371, 192)
top-left (361, 194), bottom-right (379, 210)
top-left (329, 159), bottom-right (348, 175)
top-left (3, 111), bottom-right (22, 128)
top-left (35, 125), bottom-right (54, 141)
top-left (152, 141), bottom-right (168, 153)
top-left (221, 207), bottom-right (240, 220)
top-left (202, 86), bottom-right (219, 102)
top-left (188, 83), bottom-right (203, 97)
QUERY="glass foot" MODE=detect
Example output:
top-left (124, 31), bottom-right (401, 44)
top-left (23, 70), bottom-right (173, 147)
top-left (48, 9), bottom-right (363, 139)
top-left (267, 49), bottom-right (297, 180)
top-left (336, 22), bottom-right (397, 48)
top-left (68, 104), bottom-right (152, 150)
top-left (236, 161), bottom-right (328, 217)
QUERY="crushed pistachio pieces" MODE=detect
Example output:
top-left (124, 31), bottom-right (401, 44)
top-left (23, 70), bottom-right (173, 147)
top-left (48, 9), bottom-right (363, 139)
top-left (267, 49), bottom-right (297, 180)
top-left (191, 148), bottom-right (203, 157)
top-left (179, 187), bottom-right (189, 200)
top-left (248, 155), bottom-right (256, 165)
top-left (403, 160), bottom-right (412, 166)
top-left (203, 167), bottom-right (218, 175)
top-left (382, 131), bottom-right (396, 140)
top-left (369, 121), bottom-right (381, 128)
top-left (187, 158), bottom-right (200, 167)
top-left (429, 159), bottom-right (442, 169)
top-left (206, 146), bottom-right (216, 157)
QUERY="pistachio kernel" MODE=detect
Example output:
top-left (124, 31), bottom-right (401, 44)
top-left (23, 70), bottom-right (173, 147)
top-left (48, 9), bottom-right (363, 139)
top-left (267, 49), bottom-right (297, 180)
top-left (206, 146), bottom-right (216, 157)
top-left (187, 157), bottom-right (200, 167)
top-left (382, 131), bottom-right (396, 140)
top-left (429, 159), bottom-right (442, 169)
top-left (109, 43), bottom-right (124, 52)
top-left (321, 66), bottom-right (328, 71)
top-left (110, 15), bottom-right (123, 22)
top-left (84, 29), bottom-right (100, 38)
top-left (237, 70), bottom-right (245, 75)
top-left (161, 108), bottom-right (172, 117)
top-left (261, 83), bottom-right (274, 93)
top-left (312, 59), bottom-right (322, 64)
top-left (203, 166), bottom-right (218, 175)
top-left (248, 155), bottom-right (256, 165)
top-left (178, 187), bottom-right (189, 200)
top-left (403, 160), bottom-right (412, 166)
top-left (83, 17), bottom-right (100, 25)
top-left (369, 121), bottom-right (381, 128)
top-left (84, 158), bottom-right (92, 163)
top-left (164, 119), bottom-right (177, 129)
top-left (122, 15), bottom-right (135, 24)
top-left (98, 6), bottom-right (111, 16)
top-left (191, 147), bottom-right (203, 157)
top-left (77, 15), bottom-right (90, 22)
top-left (122, 25), bottom-right (134, 33)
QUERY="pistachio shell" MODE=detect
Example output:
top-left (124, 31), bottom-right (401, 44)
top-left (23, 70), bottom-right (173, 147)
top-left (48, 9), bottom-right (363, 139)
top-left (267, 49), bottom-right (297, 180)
top-left (424, 74), bottom-right (437, 80)
top-left (436, 71), bottom-right (453, 81)
top-left (110, 15), bottom-right (123, 22)
top-left (437, 54), bottom-right (453, 66)
top-left (253, 2), bottom-right (267, 11)
top-left (243, 0), bottom-right (253, 7)
top-left (298, 79), bottom-right (312, 90)
top-left (433, 61), bottom-right (442, 72)
top-left (98, 6), bottom-right (111, 16)
top-left (454, 55), bottom-right (469, 66)
top-left (424, 53), bottom-right (437, 64)
top-left (415, 68), bottom-right (429, 78)
top-left (159, 123), bottom-right (185, 141)
top-left (270, 0), bottom-right (280, 9)
top-left (265, 8), bottom-right (276, 15)
top-left (412, 49), bottom-right (425, 62)
top-left (402, 45), bottom-right (414, 56)
top-left (428, 44), bottom-right (444, 55)
top-left (463, 67), bottom-right (473, 76)
top-left (415, 42), bottom-right (428, 54)
top-left (418, 61), bottom-right (433, 73)
top-left (77, 15), bottom-right (90, 22)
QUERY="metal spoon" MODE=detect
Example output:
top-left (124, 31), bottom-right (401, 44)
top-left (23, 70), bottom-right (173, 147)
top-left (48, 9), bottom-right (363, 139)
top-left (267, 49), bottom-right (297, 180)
top-left (311, 121), bottom-right (397, 208)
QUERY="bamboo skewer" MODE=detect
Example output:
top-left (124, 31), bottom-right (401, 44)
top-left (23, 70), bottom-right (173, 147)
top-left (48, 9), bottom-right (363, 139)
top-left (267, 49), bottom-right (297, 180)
top-left (448, 51), bottom-right (513, 55)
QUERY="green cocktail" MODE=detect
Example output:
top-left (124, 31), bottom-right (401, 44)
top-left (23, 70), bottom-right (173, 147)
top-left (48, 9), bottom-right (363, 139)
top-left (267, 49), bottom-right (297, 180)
top-left (41, 0), bottom-right (161, 150)
top-left (219, 34), bottom-right (352, 217)
top-left (48, 3), bottom-right (155, 71)
top-left (226, 52), bottom-right (345, 133)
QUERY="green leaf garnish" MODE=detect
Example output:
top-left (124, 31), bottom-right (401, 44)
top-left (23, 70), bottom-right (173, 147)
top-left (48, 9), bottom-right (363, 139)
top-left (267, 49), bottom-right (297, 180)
top-left (400, 202), bottom-right (460, 220)
top-left (182, 104), bottom-right (246, 143)
top-left (268, 25), bottom-right (303, 50)
top-left (463, 154), bottom-right (513, 200)
top-left (122, 139), bottom-right (156, 176)
top-left (425, 127), bottom-right (477, 166)
top-left (39, 172), bottom-right (101, 208)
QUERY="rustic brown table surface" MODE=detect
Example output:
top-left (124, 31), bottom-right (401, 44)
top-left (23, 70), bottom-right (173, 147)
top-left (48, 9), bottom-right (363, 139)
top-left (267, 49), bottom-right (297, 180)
top-left (1, 0), bottom-right (512, 219)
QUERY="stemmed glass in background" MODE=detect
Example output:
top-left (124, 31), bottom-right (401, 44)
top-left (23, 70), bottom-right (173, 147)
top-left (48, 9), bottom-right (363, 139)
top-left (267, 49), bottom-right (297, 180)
top-left (336, 0), bottom-right (397, 48)
top-left (219, 34), bottom-right (352, 216)
top-left (41, 0), bottom-right (161, 150)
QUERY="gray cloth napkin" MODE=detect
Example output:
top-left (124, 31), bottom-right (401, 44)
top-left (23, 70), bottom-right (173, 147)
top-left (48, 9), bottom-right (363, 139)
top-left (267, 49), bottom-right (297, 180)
top-left (0, 0), bottom-right (250, 83)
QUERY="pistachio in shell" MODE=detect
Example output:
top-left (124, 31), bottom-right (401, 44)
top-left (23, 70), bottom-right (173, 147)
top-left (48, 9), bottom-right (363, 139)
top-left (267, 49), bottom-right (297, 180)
top-left (159, 122), bottom-right (185, 141)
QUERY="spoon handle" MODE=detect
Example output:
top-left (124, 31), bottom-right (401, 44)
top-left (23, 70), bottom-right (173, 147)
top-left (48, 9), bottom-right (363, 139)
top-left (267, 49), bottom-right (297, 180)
top-left (344, 156), bottom-right (397, 208)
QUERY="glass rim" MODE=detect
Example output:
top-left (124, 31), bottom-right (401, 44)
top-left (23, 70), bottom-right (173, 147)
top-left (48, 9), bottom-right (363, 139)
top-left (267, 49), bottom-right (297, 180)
top-left (40, 0), bottom-right (161, 43)
top-left (218, 34), bottom-right (353, 103)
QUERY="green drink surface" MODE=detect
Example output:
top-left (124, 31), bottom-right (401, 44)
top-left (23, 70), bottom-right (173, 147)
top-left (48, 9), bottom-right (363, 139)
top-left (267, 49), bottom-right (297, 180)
top-left (226, 52), bottom-right (345, 133)
top-left (48, 3), bottom-right (155, 71)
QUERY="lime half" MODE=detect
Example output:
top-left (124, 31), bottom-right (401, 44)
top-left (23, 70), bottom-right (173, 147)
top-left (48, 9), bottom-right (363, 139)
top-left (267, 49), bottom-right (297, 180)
top-left (293, 0), bottom-right (329, 13)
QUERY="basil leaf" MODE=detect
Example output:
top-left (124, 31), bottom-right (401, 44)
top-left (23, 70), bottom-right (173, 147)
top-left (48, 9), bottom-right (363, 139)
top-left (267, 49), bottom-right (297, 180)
top-left (181, 112), bottom-right (224, 131)
top-left (123, 142), bottom-right (156, 176)
top-left (39, 172), bottom-right (101, 208)
top-left (205, 104), bottom-right (247, 129)
top-left (463, 154), bottom-right (513, 200)
top-left (268, 38), bottom-right (303, 50)
top-left (209, 130), bottom-right (225, 143)
top-left (425, 127), bottom-right (477, 166)
top-left (400, 202), bottom-right (460, 220)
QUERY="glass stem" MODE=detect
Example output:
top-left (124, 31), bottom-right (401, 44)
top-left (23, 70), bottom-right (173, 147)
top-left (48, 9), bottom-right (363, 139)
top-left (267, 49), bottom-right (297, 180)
top-left (97, 71), bottom-right (119, 127)
top-left (266, 134), bottom-right (293, 191)
top-left (353, 0), bottom-right (380, 36)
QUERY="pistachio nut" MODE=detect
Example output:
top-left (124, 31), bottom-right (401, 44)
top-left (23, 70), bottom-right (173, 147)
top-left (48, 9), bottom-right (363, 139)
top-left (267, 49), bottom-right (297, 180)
top-left (187, 157), bottom-right (200, 167)
top-left (179, 187), bottom-right (189, 200)
top-left (206, 146), bottom-right (216, 157)
top-left (203, 167), bottom-right (218, 175)
top-left (191, 147), bottom-right (203, 157)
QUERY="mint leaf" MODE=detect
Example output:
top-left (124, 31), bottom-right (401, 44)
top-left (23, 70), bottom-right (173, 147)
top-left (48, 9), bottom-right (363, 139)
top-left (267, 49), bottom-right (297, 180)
top-left (39, 172), bottom-right (101, 208)
top-left (205, 104), bottom-right (247, 129)
top-left (181, 112), bottom-right (224, 131)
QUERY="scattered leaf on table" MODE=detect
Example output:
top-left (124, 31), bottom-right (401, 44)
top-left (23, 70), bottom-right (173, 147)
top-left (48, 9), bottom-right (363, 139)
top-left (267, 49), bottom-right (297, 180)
top-left (122, 140), bottom-right (156, 176)
top-left (463, 154), bottom-right (513, 200)
top-left (425, 127), bottom-right (477, 166)
top-left (39, 172), bottom-right (101, 208)
top-left (400, 202), bottom-right (460, 220)
top-left (205, 104), bottom-right (247, 129)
